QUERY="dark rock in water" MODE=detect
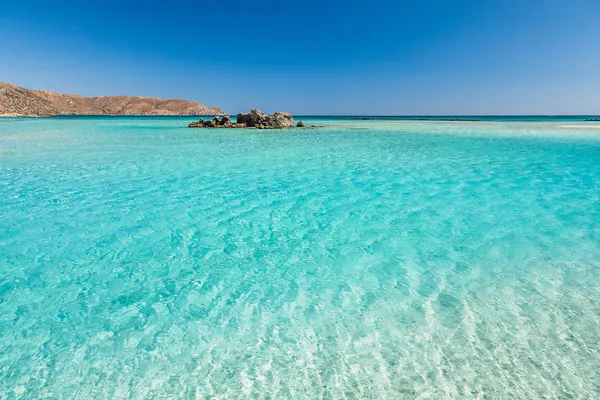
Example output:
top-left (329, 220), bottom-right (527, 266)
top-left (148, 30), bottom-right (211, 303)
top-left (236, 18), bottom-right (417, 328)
top-left (362, 117), bottom-right (370, 120)
top-left (296, 120), bottom-right (304, 127)
top-left (585, 119), bottom-right (600, 122)
top-left (237, 113), bottom-right (249, 124)
top-left (190, 109), bottom-right (294, 129)
top-left (235, 109), bottom-right (265, 127)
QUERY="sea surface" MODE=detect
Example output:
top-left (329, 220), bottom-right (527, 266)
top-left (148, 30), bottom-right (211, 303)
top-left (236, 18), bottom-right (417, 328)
top-left (1, 116), bottom-right (600, 399)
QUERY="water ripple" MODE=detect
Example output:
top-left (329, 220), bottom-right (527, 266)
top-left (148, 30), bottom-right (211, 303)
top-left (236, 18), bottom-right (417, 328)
top-left (1, 119), bottom-right (600, 398)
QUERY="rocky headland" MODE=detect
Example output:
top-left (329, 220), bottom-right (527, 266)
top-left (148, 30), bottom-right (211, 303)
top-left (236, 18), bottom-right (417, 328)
top-left (0, 82), bottom-right (223, 116)
top-left (189, 109), bottom-right (295, 129)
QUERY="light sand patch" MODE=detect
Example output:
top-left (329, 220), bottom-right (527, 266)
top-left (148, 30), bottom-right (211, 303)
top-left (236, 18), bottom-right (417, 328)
top-left (558, 125), bottom-right (600, 129)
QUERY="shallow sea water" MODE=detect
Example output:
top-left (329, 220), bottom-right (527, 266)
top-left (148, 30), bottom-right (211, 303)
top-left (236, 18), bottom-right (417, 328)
top-left (1, 117), bottom-right (600, 399)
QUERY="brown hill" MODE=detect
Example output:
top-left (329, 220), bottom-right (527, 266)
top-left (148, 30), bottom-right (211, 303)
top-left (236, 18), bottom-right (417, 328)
top-left (0, 82), bottom-right (224, 116)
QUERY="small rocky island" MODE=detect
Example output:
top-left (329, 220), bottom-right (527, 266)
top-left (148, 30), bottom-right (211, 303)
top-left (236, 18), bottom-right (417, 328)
top-left (189, 109), bottom-right (298, 129)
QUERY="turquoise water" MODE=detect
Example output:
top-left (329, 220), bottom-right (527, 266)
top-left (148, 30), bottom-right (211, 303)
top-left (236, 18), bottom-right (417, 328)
top-left (1, 117), bottom-right (600, 398)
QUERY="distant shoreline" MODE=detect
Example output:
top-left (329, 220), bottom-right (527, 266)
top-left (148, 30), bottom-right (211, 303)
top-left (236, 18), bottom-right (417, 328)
top-left (0, 82), bottom-right (224, 117)
top-left (0, 114), bottom-right (224, 118)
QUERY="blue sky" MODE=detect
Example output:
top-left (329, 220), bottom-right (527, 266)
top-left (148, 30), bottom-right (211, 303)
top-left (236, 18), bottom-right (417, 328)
top-left (1, 0), bottom-right (599, 114)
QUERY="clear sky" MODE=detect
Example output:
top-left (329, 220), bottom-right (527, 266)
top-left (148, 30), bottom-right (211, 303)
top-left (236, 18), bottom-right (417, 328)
top-left (1, 0), bottom-right (599, 115)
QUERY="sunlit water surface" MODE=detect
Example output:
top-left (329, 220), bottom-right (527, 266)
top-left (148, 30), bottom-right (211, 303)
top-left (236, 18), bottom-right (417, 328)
top-left (1, 117), bottom-right (600, 398)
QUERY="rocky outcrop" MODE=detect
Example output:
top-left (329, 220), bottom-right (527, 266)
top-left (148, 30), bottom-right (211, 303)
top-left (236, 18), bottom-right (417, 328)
top-left (296, 120), bottom-right (304, 127)
top-left (189, 109), bottom-right (294, 129)
top-left (189, 116), bottom-right (247, 128)
top-left (0, 82), bottom-right (223, 116)
top-left (236, 109), bottom-right (294, 129)
top-left (269, 112), bottom-right (294, 129)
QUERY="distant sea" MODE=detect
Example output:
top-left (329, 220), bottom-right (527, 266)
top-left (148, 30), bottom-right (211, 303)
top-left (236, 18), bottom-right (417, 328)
top-left (1, 116), bottom-right (599, 398)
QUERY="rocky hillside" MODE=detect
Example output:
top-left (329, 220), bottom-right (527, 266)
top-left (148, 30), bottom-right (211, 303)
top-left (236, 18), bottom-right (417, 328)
top-left (0, 82), bottom-right (223, 116)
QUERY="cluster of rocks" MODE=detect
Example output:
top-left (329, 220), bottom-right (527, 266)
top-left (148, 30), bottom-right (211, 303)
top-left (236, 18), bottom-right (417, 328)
top-left (189, 109), bottom-right (300, 129)
top-left (237, 109), bottom-right (295, 129)
top-left (188, 115), bottom-right (242, 128)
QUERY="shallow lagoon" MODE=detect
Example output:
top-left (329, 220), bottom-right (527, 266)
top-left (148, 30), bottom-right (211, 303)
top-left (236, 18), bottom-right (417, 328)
top-left (1, 117), bottom-right (599, 398)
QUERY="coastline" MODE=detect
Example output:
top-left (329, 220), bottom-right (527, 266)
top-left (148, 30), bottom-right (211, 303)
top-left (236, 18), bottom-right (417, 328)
top-left (0, 82), bottom-right (224, 117)
top-left (0, 113), bottom-right (224, 118)
top-left (0, 113), bottom-right (41, 117)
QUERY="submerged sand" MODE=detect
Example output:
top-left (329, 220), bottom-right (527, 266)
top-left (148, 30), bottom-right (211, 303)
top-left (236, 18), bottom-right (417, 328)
top-left (558, 125), bottom-right (600, 129)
